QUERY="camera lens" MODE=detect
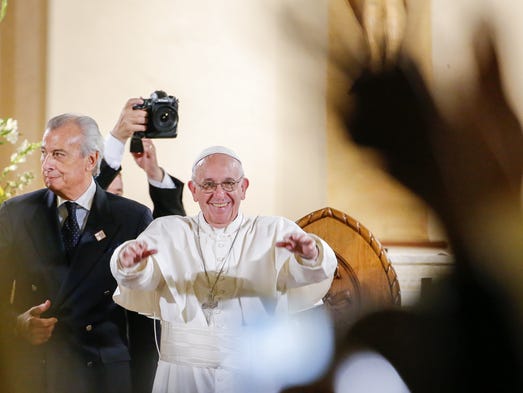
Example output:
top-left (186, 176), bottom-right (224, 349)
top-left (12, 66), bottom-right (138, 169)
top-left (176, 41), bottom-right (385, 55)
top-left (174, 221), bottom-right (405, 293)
top-left (152, 105), bottom-right (178, 132)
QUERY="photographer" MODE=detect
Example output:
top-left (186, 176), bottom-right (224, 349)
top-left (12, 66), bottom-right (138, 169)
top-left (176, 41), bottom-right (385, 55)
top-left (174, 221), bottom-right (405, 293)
top-left (96, 98), bottom-right (186, 393)
top-left (98, 97), bottom-right (186, 218)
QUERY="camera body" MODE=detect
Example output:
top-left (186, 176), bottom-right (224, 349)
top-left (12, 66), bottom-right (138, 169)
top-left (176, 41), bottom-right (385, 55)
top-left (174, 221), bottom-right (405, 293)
top-left (130, 90), bottom-right (179, 153)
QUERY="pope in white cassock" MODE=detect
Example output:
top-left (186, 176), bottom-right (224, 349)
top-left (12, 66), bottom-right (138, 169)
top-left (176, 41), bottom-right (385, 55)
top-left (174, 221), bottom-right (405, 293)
top-left (110, 146), bottom-right (337, 393)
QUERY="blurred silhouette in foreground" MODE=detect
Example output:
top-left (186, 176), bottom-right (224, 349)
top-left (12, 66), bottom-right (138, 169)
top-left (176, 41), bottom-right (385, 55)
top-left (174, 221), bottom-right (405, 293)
top-left (333, 27), bottom-right (523, 392)
top-left (346, 0), bottom-right (406, 72)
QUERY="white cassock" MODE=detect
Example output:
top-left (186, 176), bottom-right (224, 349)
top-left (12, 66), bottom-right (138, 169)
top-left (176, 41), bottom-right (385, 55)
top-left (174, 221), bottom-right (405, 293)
top-left (110, 212), bottom-right (337, 393)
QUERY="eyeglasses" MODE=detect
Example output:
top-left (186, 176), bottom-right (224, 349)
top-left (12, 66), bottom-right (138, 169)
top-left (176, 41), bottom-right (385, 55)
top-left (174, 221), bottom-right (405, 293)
top-left (195, 177), bottom-right (243, 193)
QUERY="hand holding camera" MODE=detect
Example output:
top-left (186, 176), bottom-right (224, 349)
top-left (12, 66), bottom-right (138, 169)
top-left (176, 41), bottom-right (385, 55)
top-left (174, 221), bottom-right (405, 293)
top-left (131, 138), bottom-right (164, 182)
top-left (110, 98), bottom-right (148, 142)
top-left (130, 90), bottom-right (179, 153)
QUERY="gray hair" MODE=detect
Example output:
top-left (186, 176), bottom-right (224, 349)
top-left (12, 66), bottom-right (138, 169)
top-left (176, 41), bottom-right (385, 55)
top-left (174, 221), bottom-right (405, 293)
top-left (45, 113), bottom-right (104, 176)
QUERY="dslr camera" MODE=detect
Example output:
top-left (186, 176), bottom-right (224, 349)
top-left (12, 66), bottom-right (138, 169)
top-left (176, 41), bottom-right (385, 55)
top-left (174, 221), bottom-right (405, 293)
top-left (130, 90), bottom-right (179, 153)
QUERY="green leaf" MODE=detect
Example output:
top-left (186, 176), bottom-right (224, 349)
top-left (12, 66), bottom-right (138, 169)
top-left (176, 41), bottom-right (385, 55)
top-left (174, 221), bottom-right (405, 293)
top-left (0, 0), bottom-right (7, 23)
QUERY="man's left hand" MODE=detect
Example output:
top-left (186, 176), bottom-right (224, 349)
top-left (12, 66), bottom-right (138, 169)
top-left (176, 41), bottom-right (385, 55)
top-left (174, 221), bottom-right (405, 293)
top-left (276, 232), bottom-right (319, 260)
top-left (131, 138), bottom-right (164, 182)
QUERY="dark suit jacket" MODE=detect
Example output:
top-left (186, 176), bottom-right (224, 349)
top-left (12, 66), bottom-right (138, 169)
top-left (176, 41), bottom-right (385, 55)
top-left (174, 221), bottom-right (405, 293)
top-left (0, 184), bottom-right (153, 393)
top-left (97, 159), bottom-right (186, 218)
top-left (96, 159), bottom-right (186, 393)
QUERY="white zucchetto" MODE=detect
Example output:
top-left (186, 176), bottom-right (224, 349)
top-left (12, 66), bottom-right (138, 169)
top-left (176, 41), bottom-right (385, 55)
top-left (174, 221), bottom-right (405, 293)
top-left (192, 146), bottom-right (242, 172)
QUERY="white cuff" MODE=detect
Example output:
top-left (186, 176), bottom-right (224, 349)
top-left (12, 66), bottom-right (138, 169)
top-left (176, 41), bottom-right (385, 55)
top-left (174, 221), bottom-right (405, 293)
top-left (148, 169), bottom-right (176, 189)
top-left (104, 134), bottom-right (125, 169)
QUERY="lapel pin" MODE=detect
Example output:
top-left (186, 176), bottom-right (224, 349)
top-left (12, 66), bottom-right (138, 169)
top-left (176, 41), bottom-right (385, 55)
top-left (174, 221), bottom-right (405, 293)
top-left (95, 230), bottom-right (106, 241)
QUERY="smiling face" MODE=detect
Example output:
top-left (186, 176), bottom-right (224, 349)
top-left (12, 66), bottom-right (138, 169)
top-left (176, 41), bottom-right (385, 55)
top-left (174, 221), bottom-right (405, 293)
top-left (188, 153), bottom-right (249, 228)
top-left (40, 121), bottom-right (98, 200)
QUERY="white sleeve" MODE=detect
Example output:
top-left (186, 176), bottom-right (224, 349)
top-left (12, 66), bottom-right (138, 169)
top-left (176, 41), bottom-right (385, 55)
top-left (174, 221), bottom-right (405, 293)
top-left (104, 133), bottom-right (125, 169)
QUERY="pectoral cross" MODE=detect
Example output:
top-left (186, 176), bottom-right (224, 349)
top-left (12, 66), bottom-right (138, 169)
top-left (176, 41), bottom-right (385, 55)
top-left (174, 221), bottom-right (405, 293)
top-left (202, 294), bottom-right (218, 324)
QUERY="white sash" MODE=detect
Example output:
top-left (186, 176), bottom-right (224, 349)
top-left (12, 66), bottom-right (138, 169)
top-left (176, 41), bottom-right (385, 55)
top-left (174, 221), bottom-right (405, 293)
top-left (159, 321), bottom-right (240, 369)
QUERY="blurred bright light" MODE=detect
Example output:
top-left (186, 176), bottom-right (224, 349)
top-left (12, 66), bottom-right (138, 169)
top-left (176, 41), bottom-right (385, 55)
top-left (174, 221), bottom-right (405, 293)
top-left (235, 306), bottom-right (334, 392)
top-left (334, 350), bottom-right (411, 393)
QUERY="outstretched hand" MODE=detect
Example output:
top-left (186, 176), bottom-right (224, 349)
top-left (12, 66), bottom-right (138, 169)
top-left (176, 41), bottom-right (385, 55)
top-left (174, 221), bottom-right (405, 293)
top-left (276, 232), bottom-right (319, 260)
top-left (119, 240), bottom-right (158, 268)
top-left (17, 299), bottom-right (58, 345)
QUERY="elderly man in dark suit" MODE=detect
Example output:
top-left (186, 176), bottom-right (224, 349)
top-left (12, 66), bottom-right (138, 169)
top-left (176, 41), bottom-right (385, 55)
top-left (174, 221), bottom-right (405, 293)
top-left (0, 113), bottom-right (154, 393)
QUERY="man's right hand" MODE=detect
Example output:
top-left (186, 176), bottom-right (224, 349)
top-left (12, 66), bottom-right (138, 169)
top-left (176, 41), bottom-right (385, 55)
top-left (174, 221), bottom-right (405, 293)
top-left (111, 98), bottom-right (148, 143)
top-left (16, 300), bottom-right (58, 345)
top-left (119, 240), bottom-right (158, 268)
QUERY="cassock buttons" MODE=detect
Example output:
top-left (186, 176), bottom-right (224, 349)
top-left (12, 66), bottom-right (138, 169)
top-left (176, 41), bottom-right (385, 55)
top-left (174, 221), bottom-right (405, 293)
top-left (31, 284), bottom-right (37, 292)
top-left (85, 324), bottom-right (93, 332)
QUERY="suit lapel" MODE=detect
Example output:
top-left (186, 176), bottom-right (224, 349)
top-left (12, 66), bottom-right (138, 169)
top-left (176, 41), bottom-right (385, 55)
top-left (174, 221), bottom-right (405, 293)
top-left (26, 190), bottom-right (66, 260)
top-left (25, 190), bottom-right (70, 299)
top-left (55, 185), bottom-right (120, 305)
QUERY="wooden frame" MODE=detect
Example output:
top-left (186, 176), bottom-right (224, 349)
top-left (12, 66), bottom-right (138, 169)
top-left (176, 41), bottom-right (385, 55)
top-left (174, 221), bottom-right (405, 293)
top-left (297, 207), bottom-right (401, 328)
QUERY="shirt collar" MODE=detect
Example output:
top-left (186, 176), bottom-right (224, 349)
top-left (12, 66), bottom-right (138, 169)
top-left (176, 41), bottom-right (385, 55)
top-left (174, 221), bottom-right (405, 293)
top-left (57, 178), bottom-right (97, 211)
top-left (197, 211), bottom-right (244, 235)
